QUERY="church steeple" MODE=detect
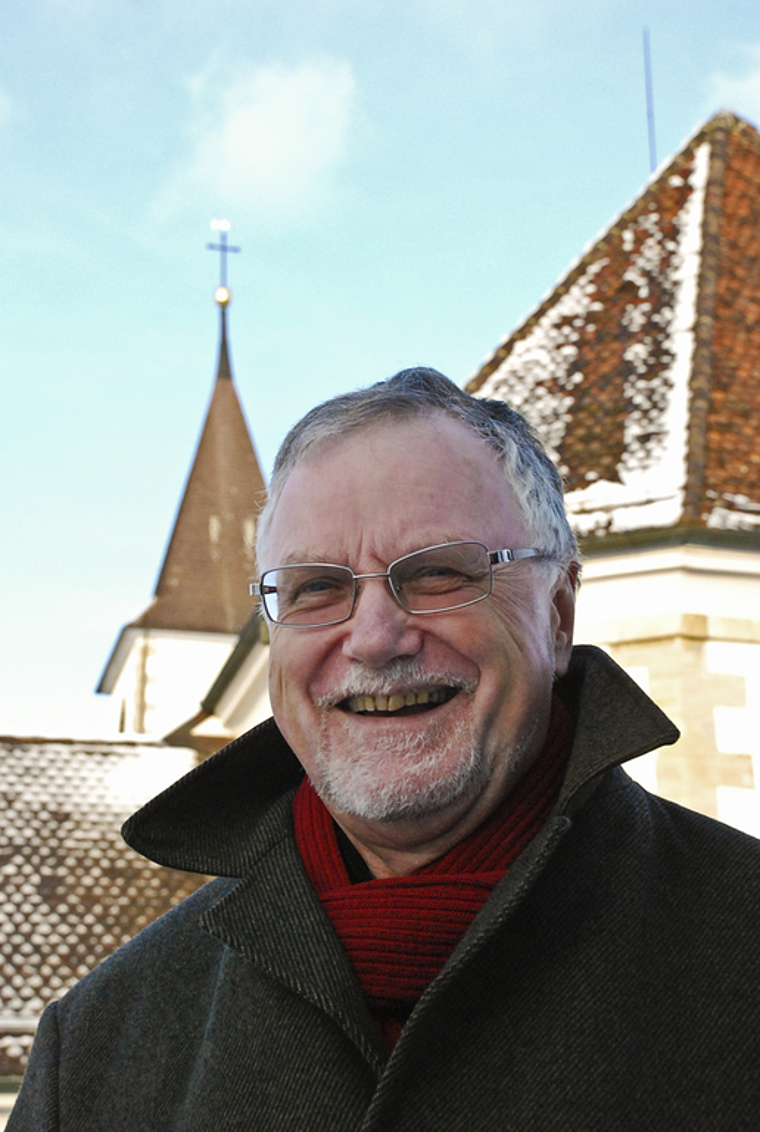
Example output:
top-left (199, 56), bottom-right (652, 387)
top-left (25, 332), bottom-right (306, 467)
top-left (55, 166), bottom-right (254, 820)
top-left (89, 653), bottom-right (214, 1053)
top-left (97, 227), bottom-right (267, 733)
top-left (135, 235), bottom-right (265, 634)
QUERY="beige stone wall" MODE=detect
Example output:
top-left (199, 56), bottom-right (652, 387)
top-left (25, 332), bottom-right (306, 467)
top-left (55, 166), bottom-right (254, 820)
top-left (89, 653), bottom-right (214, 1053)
top-left (575, 543), bottom-right (760, 838)
top-left (603, 618), bottom-right (758, 827)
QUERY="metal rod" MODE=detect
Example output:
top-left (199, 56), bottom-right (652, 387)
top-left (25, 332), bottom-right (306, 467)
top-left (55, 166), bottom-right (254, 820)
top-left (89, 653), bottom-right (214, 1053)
top-left (643, 27), bottom-right (657, 174)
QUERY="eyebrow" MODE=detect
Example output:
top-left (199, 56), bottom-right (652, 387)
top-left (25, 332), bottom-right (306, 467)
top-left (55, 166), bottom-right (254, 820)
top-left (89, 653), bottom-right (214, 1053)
top-left (269, 536), bottom-right (479, 569)
top-left (275, 550), bottom-right (347, 567)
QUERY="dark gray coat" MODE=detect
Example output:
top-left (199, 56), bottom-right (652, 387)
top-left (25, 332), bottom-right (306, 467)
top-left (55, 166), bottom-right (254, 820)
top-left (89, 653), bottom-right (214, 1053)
top-left (9, 647), bottom-right (760, 1130)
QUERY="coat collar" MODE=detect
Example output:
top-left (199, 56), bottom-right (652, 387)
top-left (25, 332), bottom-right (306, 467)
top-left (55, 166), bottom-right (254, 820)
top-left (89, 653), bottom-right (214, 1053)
top-left (197, 791), bottom-right (388, 1072)
top-left (553, 644), bottom-right (678, 812)
top-left (122, 645), bottom-right (679, 877)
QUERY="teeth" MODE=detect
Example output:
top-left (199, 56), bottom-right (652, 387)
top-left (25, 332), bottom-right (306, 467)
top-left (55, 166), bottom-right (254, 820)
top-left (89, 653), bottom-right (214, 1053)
top-left (346, 687), bottom-right (451, 713)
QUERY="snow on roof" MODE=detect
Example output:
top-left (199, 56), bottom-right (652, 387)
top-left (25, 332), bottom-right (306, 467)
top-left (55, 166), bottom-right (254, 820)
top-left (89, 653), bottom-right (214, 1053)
top-left (468, 112), bottom-right (760, 542)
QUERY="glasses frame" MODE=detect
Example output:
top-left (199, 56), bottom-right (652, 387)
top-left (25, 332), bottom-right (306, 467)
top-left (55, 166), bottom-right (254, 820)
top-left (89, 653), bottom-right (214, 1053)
top-left (249, 541), bottom-right (549, 629)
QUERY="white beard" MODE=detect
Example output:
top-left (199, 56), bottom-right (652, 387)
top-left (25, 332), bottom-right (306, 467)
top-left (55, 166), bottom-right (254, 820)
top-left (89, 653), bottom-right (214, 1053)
top-left (308, 656), bottom-right (545, 825)
top-left (313, 698), bottom-right (486, 822)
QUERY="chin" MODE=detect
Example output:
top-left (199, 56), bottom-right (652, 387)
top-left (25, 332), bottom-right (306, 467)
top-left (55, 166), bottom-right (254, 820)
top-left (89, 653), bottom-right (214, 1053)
top-left (312, 707), bottom-right (489, 823)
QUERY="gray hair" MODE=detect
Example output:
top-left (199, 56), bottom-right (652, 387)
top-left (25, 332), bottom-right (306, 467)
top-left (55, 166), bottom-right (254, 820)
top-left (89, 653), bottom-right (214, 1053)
top-left (256, 367), bottom-right (578, 572)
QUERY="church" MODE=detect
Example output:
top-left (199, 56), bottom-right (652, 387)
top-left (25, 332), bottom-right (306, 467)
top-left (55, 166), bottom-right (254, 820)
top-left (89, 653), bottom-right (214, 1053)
top-left (96, 269), bottom-right (268, 744)
top-left (3, 110), bottom-right (760, 1097)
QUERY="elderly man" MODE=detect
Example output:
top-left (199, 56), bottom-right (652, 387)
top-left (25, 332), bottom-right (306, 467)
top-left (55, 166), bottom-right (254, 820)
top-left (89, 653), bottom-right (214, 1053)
top-left (10, 368), bottom-right (760, 1130)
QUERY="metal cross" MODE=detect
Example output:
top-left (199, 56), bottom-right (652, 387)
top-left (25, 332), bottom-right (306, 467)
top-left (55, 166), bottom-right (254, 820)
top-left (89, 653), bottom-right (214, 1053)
top-left (207, 220), bottom-right (241, 288)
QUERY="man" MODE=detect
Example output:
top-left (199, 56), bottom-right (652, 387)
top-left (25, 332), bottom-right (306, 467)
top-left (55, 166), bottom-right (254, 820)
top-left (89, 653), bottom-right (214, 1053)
top-left (10, 368), bottom-right (760, 1129)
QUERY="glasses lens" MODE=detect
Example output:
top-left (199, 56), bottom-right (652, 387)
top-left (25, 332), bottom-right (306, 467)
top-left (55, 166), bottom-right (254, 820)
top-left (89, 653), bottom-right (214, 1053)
top-left (390, 542), bottom-right (492, 613)
top-left (262, 564), bottom-right (355, 625)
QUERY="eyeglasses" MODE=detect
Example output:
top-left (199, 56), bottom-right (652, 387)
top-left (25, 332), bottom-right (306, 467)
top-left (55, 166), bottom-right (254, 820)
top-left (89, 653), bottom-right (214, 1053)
top-left (250, 541), bottom-right (551, 628)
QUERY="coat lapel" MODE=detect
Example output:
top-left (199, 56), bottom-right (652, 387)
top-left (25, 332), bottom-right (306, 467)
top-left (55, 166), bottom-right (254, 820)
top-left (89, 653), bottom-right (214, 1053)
top-left (201, 793), bottom-right (387, 1075)
top-left (556, 645), bottom-right (679, 810)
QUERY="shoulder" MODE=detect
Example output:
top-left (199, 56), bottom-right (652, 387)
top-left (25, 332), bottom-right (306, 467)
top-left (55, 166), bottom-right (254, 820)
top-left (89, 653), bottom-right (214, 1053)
top-left (57, 878), bottom-right (237, 1025)
top-left (577, 767), bottom-right (760, 917)
top-left (607, 766), bottom-right (760, 851)
top-left (10, 879), bottom-right (245, 1129)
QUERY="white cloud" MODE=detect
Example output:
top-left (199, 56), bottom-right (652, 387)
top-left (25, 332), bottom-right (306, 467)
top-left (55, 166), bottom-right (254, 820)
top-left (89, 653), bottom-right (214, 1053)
top-left (706, 43), bottom-right (760, 129)
top-left (155, 57), bottom-right (357, 226)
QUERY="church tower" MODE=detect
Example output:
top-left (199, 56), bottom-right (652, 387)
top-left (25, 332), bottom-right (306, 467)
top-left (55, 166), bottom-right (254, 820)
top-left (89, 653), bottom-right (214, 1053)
top-left (98, 227), bottom-right (266, 736)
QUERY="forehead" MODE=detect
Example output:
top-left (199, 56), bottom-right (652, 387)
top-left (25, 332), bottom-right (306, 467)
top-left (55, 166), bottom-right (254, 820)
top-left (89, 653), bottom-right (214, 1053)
top-left (264, 414), bottom-right (526, 567)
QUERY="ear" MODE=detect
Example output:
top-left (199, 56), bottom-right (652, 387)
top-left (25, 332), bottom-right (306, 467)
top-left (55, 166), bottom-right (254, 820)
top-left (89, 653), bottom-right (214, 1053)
top-left (551, 562), bottom-right (578, 678)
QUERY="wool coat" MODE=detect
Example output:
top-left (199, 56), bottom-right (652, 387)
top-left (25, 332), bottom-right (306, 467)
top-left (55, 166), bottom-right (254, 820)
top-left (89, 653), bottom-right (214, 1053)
top-left (9, 646), bottom-right (760, 1131)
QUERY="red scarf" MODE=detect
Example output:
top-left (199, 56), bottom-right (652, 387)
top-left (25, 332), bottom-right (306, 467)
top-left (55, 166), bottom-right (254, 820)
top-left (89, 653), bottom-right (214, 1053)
top-left (293, 696), bottom-right (573, 1052)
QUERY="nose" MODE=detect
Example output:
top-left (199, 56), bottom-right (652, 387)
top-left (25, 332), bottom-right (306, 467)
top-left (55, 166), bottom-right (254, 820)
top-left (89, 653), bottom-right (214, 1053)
top-left (341, 577), bottom-right (423, 668)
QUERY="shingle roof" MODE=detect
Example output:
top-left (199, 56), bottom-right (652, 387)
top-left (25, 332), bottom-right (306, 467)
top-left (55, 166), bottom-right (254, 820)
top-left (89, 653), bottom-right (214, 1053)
top-left (133, 305), bottom-right (267, 633)
top-left (467, 111), bottom-right (760, 542)
top-left (0, 738), bottom-right (204, 1075)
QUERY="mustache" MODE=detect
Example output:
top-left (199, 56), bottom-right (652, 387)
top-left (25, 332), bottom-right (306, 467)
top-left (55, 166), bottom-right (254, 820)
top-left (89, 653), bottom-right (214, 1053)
top-left (313, 660), bottom-right (477, 708)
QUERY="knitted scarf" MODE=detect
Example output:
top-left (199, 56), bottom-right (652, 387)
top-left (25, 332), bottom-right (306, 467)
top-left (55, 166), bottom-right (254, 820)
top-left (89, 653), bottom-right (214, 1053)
top-left (293, 696), bottom-right (573, 1052)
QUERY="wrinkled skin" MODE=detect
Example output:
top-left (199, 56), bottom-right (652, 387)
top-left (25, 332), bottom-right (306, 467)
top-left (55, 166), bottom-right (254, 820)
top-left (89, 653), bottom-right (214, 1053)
top-left (264, 415), bottom-right (576, 876)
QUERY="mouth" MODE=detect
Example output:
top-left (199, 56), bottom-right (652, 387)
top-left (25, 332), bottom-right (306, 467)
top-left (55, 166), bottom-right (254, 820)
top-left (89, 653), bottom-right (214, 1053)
top-left (340, 686), bottom-right (459, 716)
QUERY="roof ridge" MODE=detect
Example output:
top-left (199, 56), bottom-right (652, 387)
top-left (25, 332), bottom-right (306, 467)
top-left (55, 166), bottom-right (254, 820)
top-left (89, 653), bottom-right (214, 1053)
top-left (682, 115), bottom-right (730, 523)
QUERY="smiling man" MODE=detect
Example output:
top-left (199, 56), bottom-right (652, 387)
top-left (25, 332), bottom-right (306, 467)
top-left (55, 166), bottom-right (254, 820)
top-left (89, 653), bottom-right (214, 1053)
top-left (259, 405), bottom-right (576, 879)
top-left (10, 369), bottom-right (760, 1131)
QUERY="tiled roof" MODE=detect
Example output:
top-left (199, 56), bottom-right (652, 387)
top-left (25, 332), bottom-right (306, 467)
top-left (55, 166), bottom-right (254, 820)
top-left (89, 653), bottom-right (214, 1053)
top-left (0, 738), bottom-right (203, 1075)
top-left (132, 306), bottom-right (267, 634)
top-left (467, 111), bottom-right (760, 542)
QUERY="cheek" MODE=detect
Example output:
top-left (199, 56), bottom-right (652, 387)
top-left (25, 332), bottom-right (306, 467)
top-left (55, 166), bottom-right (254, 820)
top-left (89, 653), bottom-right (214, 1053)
top-left (469, 603), bottom-right (556, 756)
top-left (267, 649), bottom-right (287, 717)
top-left (487, 579), bottom-right (556, 665)
top-left (268, 654), bottom-right (314, 768)
top-left (268, 639), bottom-right (314, 727)
top-left (465, 589), bottom-right (557, 734)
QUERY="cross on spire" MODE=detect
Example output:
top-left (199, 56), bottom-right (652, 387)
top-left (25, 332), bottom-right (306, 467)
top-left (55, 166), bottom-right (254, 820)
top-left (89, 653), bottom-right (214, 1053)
top-left (207, 219), bottom-right (241, 299)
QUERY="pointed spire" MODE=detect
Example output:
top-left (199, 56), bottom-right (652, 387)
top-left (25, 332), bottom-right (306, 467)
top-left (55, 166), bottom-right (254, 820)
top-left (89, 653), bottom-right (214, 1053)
top-left (129, 229), bottom-right (266, 634)
top-left (215, 299), bottom-right (233, 382)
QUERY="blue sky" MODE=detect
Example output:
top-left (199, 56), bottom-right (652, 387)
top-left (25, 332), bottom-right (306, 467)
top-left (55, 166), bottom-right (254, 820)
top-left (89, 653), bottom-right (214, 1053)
top-left (2, 0), bottom-right (760, 735)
